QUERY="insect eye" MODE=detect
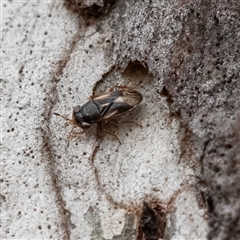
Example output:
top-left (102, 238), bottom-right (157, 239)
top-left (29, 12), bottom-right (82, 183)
top-left (73, 111), bottom-right (84, 124)
top-left (73, 105), bottom-right (81, 113)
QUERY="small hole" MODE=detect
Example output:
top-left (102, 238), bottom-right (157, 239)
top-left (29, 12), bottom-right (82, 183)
top-left (225, 144), bottom-right (232, 149)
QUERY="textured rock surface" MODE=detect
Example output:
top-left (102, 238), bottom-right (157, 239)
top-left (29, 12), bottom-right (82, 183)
top-left (2, 0), bottom-right (239, 239)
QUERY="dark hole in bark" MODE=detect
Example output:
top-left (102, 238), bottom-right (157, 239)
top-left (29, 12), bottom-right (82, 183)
top-left (137, 201), bottom-right (166, 240)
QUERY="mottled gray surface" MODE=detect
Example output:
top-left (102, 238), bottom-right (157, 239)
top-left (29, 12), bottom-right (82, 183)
top-left (3, 0), bottom-right (239, 239)
top-left (116, 1), bottom-right (240, 239)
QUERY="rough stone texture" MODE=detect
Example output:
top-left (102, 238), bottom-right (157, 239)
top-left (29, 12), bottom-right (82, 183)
top-left (3, 0), bottom-right (239, 239)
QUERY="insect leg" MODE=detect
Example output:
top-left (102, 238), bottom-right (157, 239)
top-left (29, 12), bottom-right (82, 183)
top-left (97, 121), bottom-right (121, 143)
top-left (110, 118), bottom-right (142, 127)
top-left (68, 128), bottom-right (89, 139)
top-left (116, 120), bottom-right (142, 127)
top-left (103, 130), bottom-right (121, 143)
top-left (65, 127), bottom-right (89, 147)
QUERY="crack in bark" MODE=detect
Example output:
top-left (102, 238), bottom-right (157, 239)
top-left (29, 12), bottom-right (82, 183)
top-left (40, 126), bottom-right (72, 240)
top-left (40, 29), bottom-right (84, 239)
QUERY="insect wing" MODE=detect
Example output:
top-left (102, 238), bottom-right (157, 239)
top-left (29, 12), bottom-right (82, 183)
top-left (92, 90), bottom-right (121, 107)
top-left (102, 102), bottom-right (134, 119)
top-left (92, 87), bottom-right (142, 119)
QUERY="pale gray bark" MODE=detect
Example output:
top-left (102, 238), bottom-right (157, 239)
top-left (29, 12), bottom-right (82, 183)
top-left (2, 0), bottom-right (239, 239)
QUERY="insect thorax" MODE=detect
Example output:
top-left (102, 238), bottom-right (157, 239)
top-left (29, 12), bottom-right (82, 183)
top-left (74, 101), bottom-right (102, 125)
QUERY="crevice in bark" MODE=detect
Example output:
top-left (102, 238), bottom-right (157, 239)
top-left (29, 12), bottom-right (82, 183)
top-left (65, 0), bottom-right (117, 19)
top-left (40, 29), bottom-right (84, 239)
top-left (137, 202), bottom-right (166, 240)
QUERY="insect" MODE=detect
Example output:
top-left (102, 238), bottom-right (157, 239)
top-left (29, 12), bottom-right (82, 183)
top-left (54, 86), bottom-right (143, 141)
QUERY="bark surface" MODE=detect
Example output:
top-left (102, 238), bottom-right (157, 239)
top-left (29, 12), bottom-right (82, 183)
top-left (2, 0), bottom-right (240, 239)
top-left (116, 1), bottom-right (240, 239)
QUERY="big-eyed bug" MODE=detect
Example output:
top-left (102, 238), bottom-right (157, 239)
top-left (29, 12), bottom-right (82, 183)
top-left (54, 86), bottom-right (142, 141)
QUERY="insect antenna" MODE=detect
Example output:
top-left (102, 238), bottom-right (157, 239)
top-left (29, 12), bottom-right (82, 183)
top-left (54, 112), bottom-right (72, 122)
top-left (54, 112), bottom-right (75, 127)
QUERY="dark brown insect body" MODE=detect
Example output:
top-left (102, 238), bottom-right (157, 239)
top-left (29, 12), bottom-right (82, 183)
top-left (54, 86), bottom-right (142, 139)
